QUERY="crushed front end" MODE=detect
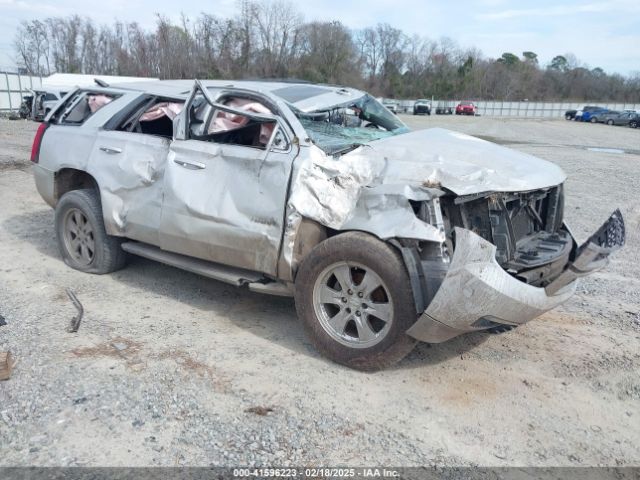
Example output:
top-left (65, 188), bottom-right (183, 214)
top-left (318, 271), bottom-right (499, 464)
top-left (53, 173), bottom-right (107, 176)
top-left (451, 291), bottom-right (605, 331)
top-left (405, 186), bottom-right (625, 343)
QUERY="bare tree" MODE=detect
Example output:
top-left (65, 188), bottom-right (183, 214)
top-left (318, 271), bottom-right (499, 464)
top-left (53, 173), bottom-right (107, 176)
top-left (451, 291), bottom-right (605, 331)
top-left (249, 0), bottom-right (302, 77)
top-left (14, 20), bottom-right (51, 75)
top-left (298, 21), bottom-right (356, 83)
top-left (11, 4), bottom-right (640, 102)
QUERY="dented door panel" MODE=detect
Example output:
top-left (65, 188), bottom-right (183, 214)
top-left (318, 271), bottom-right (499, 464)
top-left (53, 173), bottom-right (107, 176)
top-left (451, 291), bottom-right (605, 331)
top-left (160, 138), bottom-right (296, 275)
top-left (158, 81), bottom-right (299, 275)
top-left (88, 130), bottom-right (170, 245)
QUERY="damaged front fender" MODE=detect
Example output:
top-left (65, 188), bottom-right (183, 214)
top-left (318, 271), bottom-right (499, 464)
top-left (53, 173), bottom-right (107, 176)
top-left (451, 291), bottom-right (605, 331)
top-left (287, 144), bottom-right (446, 244)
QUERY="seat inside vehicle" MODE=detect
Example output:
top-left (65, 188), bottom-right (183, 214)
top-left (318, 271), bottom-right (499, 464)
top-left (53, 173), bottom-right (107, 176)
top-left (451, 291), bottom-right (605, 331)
top-left (139, 114), bottom-right (174, 137)
top-left (64, 100), bottom-right (91, 123)
top-left (201, 122), bottom-right (264, 147)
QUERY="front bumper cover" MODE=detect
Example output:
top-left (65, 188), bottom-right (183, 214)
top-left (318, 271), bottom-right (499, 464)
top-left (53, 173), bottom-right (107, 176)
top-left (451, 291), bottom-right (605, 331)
top-left (406, 210), bottom-right (625, 343)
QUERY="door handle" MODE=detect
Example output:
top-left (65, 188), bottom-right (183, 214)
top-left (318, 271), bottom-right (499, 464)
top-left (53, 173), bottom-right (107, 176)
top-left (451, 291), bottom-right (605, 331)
top-left (173, 159), bottom-right (206, 170)
top-left (99, 146), bottom-right (122, 154)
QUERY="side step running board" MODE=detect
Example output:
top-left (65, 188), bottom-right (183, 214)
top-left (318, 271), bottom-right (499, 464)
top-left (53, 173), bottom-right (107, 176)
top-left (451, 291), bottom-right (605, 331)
top-left (121, 242), bottom-right (293, 297)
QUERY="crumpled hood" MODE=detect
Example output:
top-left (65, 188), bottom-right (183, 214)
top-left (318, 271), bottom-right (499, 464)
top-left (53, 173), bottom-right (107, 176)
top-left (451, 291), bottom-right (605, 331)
top-left (287, 127), bottom-right (567, 243)
top-left (343, 127), bottom-right (566, 196)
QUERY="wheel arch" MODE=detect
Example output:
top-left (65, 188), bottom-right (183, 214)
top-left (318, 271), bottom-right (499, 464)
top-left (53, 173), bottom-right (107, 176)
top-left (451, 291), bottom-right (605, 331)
top-left (288, 224), bottom-right (384, 282)
top-left (54, 168), bottom-right (99, 205)
top-left (287, 223), bottom-right (438, 316)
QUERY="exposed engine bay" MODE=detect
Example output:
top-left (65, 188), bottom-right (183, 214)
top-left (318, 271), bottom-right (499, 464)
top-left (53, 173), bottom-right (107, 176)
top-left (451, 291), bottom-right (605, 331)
top-left (440, 185), bottom-right (570, 287)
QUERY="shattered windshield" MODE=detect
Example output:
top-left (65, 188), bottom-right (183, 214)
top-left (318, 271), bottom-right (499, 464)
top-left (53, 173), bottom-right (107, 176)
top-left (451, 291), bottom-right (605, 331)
top-left (293, 94), bottom-right (410, 155)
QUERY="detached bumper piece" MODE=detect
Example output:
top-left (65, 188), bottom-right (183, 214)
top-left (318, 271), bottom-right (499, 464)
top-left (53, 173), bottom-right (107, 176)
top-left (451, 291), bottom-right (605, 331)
top-left (406, 210), bottom-right (625, 343)
top-left (545, 209), bottom-right (625, 294)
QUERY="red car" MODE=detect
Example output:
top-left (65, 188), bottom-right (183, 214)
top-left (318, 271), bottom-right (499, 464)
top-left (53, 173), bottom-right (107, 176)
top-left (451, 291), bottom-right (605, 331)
top-left (455, 101), bottom-right (476, 115)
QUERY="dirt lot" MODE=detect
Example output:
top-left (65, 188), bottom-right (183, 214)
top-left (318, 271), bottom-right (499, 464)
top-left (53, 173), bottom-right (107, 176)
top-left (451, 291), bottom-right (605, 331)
top-left (0, 115), bottom-right (638, 467)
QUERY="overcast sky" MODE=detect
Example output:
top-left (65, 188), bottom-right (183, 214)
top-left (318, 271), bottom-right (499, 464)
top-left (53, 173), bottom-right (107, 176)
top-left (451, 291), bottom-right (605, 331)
top-left (1, 0), bottom-right (639, 75)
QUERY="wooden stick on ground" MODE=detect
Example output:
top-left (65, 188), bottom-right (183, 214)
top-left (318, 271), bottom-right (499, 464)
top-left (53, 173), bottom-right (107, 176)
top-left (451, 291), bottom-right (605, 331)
top-left (0, 351), bottom-right (12, 381)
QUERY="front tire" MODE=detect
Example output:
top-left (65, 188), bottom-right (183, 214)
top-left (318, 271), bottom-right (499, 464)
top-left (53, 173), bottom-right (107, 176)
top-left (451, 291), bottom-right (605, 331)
top-left (55, 189), bottom-right (127, 274)
top-left (295, 232), bottom-right (417, 370)
top-left (607, 119), bottom-right (614, 125)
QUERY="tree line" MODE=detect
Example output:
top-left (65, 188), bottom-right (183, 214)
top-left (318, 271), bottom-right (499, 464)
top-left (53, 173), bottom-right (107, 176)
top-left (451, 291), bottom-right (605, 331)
top-left (13, 0), bottom-right (640, 102)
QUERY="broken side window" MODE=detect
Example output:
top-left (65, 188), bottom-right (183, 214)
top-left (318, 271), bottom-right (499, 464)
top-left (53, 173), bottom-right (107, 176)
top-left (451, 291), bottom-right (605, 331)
top-left (115, 97), bottom-right (184, 139)
top-left (57, 91), bottom-right (118, 125)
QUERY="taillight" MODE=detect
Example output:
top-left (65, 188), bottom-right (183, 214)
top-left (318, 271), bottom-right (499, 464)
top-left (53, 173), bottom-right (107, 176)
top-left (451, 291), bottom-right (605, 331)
top-left (31, 123), bottom-right (49, 163)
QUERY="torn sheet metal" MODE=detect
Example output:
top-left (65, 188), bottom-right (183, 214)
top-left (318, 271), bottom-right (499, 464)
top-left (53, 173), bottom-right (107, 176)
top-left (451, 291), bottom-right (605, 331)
top-left (339, 184), bottom-right (445, 242)
top-left (288, 145), bottom-right (386, 229)
top-left (288, 144), bottom-right (447, 241)
top-left (286, 142), bottom-right (446, 243)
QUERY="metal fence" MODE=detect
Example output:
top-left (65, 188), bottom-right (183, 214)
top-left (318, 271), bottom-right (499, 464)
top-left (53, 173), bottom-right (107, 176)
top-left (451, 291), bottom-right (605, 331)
top-left (396, 99), bottom-right (640, 118)
top-left (0, 71), bottom-right (43, 113)
top-left (3, 74), bottom-right (639, 118)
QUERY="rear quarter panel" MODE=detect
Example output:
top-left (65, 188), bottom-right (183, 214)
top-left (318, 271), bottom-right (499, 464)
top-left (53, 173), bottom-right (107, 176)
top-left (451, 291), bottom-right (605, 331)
top-left (36, 92), bottom-right (143, 203)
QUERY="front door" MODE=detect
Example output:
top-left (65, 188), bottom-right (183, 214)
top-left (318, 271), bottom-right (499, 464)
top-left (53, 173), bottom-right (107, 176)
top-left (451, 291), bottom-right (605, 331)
top-left (159, 83), bottom-right (298, 276)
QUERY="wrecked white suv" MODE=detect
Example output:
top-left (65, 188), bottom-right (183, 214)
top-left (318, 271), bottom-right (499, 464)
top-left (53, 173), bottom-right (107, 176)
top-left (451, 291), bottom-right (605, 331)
top-left (31, 79), bottom-right (625, 370)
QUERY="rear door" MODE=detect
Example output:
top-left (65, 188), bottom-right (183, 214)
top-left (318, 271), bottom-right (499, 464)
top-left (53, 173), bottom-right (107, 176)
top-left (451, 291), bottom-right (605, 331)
top-left (616, 112), bottom-right (632, 125)
top-left (88, 130), bottom-right (170, 246)
top-left (87, 95), bottom-right (180, 246)
top-left (159, 82), bottom-right (298, 275)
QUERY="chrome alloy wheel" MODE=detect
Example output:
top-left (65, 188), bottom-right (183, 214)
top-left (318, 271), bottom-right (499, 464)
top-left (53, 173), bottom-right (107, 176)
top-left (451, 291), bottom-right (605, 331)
top-left (312, 261), bottom-right (394, 348)
top-left (62, 208), bottom-right (95, 266)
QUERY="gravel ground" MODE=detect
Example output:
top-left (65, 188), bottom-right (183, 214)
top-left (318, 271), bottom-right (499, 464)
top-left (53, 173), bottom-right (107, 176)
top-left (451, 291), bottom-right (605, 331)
top-left (0, 116), bottom-right (638, 467)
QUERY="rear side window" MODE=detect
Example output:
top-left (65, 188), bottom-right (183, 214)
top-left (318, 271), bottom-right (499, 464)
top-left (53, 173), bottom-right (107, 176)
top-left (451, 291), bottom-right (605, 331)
top-left (52, 91), bottom-right (119, 125)
top-left (111, 96), bottom-right (184, 139)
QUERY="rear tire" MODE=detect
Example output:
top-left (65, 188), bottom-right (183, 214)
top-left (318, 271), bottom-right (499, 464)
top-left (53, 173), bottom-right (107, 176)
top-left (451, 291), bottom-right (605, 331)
top-left (55, 189), bottom-right (128, 274)
top-left (295, 232), bottom-right (417, 371)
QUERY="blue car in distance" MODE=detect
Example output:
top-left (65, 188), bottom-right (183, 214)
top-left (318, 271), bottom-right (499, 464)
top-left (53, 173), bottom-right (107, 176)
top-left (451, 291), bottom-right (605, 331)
top-left (578, 107), bottom-right (608, 123)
